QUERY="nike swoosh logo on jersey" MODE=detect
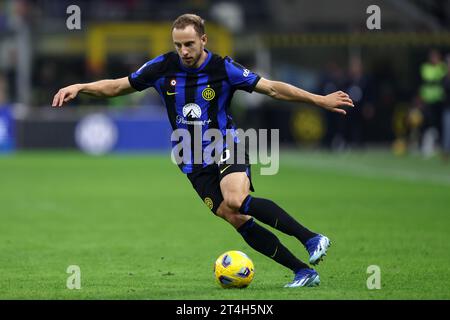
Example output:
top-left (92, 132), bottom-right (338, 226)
top-left (166, 91), bottom-right (178, 95)
top-left (220, 165), bottom-right (232, 175)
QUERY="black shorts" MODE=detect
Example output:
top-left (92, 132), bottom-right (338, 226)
top-left (187, 163), bottom-right (255, 215)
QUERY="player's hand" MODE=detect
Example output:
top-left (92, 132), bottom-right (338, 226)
top-left (317, 91), bottom-right (354, 115)
top-left (52, 84), bottom-right (81, 107)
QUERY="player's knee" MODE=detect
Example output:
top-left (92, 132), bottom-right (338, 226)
top-left (216, 202), bottom-right (229, 219)
top-left (224, 193), bottom-right (248, 211)
top-left (223, 211), bottom-right (249, 229)
top-left (216, 203), bottom-right (245, 228)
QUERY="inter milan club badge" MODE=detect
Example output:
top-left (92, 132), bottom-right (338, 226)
top-left (202, 85), bottom-right (215, 101)
top-left (170, 79), bottom-right (177, 86)
top-left (204, 197), bottom-right (214, 210)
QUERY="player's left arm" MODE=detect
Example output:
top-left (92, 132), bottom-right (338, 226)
top-left (254, 77), bottom-right (354, 115)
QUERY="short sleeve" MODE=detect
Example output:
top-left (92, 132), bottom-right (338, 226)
top-left (224, 57), bottom-right (261, 93)
top-left (128, 54), bottom-right (165, 91)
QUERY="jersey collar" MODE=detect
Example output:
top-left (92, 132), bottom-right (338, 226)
top-left (178, 49), bottom-right (212, 73)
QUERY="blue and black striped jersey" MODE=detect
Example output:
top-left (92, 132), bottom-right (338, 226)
top-left (128, 49), bottom-right (261, 174)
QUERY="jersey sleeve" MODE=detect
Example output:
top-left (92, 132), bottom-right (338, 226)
top-left (128, 54), bottom-right (166, 91)
top-left (224, 57), bottom-right (261, 93)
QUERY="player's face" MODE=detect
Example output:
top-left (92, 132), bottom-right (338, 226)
top-left (172, 25), bottom-right (207, 68)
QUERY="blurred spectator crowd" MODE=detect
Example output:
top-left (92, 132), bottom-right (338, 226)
top-left (314, 48), bottom-right (450, 159)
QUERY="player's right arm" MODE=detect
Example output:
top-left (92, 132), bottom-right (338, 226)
top-left (52, 77), bottom-right (136, 107)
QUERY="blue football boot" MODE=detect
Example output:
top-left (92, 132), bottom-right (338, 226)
top-left (305, 234), bottom-right (331, 265)
top-left (284, 268), bottom-right (320, 288)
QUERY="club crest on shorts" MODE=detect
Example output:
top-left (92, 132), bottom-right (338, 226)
top-left (204, 197), bottom-right (214, 210)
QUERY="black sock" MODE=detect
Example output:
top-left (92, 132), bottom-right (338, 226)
top-left (239, 196), bottom-right (317, 245)
top-left (237, 218), bottom-right (309, 273)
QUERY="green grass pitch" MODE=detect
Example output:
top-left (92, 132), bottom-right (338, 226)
top-left (0, 150), bottom-right (449, 299)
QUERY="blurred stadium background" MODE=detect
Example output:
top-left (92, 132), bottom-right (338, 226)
top-left (1, 0), bottom-right (450, 299)
top-left (0, 0), bottom-right (449, 154)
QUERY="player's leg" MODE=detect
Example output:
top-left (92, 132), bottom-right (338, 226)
top-left (239, 194), bottom-right (331, 265)
top-left (218, 172), bottom-right (318, 287)
top-left (219, 143), bottom-right (329, 264)
top-left (218, 157), bottom-right (330, 266)
top-left (187, 165), bottom-right (319, 287)
top-left (219, 153), bottom-right (330, 266)
top-left (238, 194), bottom-right (316, 243)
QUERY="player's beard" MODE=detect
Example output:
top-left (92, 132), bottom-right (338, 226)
top-left (182, 50), bottom-right (202, 68)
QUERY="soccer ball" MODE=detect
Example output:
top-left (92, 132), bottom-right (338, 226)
top-left (214, 250), bottom-right (255, 288)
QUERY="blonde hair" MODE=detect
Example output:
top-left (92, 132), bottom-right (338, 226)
top-left (172, 14), bottom-right (205, 36)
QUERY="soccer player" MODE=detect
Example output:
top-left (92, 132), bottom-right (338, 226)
top-left (52, 14), bottom-right (354, 288)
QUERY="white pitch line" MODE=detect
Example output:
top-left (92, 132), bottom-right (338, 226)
top-left (281, 155), bottom-right (450, 187)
